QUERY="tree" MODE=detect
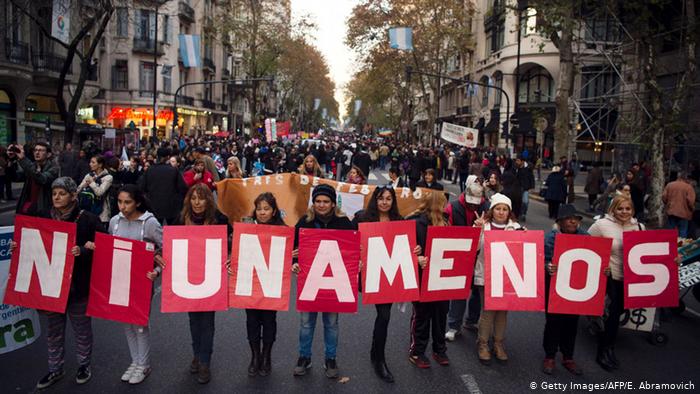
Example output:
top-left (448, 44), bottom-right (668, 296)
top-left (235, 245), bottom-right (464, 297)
top-left (9, 0), bottom-right (114, 143)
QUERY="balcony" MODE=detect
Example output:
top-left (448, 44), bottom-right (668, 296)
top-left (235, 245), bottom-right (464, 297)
top-left (178, 1), bottom-right (195, 23)
top-left (201, 99), bottom-right (216, 109)
top-left (132, 38), bottom-right (165, 55)
top-left (203, 56), bottom-right (215, 71)
top-left (4, 39), bottom-right (29, 65)
top-left (177, 95), bottom-right (194, 106)
top-left (31, 51), bottom-right (67, 74)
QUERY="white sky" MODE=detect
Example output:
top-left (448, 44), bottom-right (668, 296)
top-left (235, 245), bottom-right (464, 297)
top-left (291, 0), bottom-right (361, 121)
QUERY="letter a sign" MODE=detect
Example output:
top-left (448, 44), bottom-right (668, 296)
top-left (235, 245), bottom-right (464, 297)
top-left (4, 215), bottom-right (76, 313)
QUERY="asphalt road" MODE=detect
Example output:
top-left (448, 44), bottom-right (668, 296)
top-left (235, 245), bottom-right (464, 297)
top-left (1, 169), bottom-right (699, 393)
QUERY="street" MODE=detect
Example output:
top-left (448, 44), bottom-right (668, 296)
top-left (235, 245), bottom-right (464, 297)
top-left (1, 169), bottom-right (699, 394)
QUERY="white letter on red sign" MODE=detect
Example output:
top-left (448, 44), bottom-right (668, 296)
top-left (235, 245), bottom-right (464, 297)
top-left (491, 242), bottom-right (537, 298)
top-left (109, 239), bottom-right (133, 306)
top-left (628, 242), bottom-right (670, 297)
top-left (365, 235), bottom-right (417, 293)
top-left (15, 228), bottom-right (68, 297)
top-left (172, 238), bottom-right (222, 299)
top-left (299, 240), bottom-right (354, 302)
top-left (236, 234), bottom-right (286, 298)
top-left (427, 238), bottom-right (472, 291)
top-left (555, 248), bottom-right (601, 302)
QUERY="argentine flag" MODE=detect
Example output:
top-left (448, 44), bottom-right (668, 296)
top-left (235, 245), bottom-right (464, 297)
top-left (389, 27), bottom-right (413, 51)
top-left (179, 34), bottom-right (201, 68)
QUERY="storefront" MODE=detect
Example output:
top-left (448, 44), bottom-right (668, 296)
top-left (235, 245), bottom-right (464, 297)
top-left (105, 107), bottom-right (174, 140)
top-left (0, 89), bottom-right (16, 145)
top-left (23, 94), bottom-right (63, 145)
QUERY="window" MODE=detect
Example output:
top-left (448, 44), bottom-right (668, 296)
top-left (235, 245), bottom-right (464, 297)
top-left (162, 15), bottom-right (171, 43)
top-left (203, 73), bottom-right (212, 101)
top-left (135, 9), bottom-right (155, 40)
top-left (484, 0), bottom-right (505, 54)
top-left (518, 66), bottom-right (554, 104)
top-left (179, 68), bottom-right (188, 96)
top-left (140, 62), bottom-right (155, 93)
top-left (521, 7), bottom-right (538, 36)
top-left (480, 77), bottom-right (490, 107)
top-left (111, 60), bottom-right (128, 90)
top-left (580, 66), bottom-right (619, 102)
top-left (584, 16), bottom-right (621, 42)
top-left (116, 8), bottom-right (128, 37)
top-left (493, 73), bottom-right (503, 106)
top-left (162, 66), bottom-right (172, 93)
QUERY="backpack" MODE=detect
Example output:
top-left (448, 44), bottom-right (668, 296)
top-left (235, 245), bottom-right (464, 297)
top-left (78, 174), bottom-right (106, 215)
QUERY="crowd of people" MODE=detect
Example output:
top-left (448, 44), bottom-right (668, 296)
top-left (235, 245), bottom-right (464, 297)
top-left (2, 132), bottom-right (694, 389)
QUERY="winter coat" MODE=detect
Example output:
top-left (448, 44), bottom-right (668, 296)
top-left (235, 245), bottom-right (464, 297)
top-left (415, 180), bottom-right (444, 191)
top-left (78, 169), bottom-right (114, 223)
top-left (515, 163), bottom-right (535, 191)
top-left (545, 171), bottom-right (568, 203)
top-left (183, 169), bottom-right (216, 190)
top-left (587, 214), bottom-right (645, 280)
top-left (584, 167), bottom-right (604, 195)
top-left (544, 226), bottom-right (588, 263)
top-left (473, 220), bottom-right (523, 286)
top-left (138, 163), bottom-right (188, 221)
top-left (16, 157), bottom-right (59, 214)
top-left (662, 180), bottom-right (695, 220)
top-left (445, 193), bottom-right (481, 226)
top-left (294, 213), bottom-right (356, 248)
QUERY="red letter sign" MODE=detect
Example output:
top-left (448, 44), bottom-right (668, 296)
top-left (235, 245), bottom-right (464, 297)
top-left (419, 226), bottom-right (481, 302)
top-left (3, 215), bottom-right (76, 313)
top-left (229, 223), bottom-right (294, 311)
top-left (87, 233), bottom-right (154, 326)
top-left (485, 230), bottom-right (544, 311)
top-left (624, 230), bottom-right (679, 309)
top-left (162, 225), bottom-right (228, 312)
top-left (360, 221), bottom-right (420, 304)
top-left (548, 234), bottom-right (611, 315)
top-left (297, 229), bottom-right (360, 313)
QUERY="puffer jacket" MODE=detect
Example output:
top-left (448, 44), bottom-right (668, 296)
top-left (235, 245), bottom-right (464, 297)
top-left (473, 219), bottom-right (523, 286)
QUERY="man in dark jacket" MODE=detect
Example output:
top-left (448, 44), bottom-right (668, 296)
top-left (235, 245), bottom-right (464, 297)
top-left (515, 157), bottom-right (535, 222)
top-left (351, 146), bottom-right (372, 179)
top-left (58, 143), bottom-right (78, 180)
top-left (15, 142), bottom-right (59, 215)
top-left (138, 147), bottom-right (188, 224)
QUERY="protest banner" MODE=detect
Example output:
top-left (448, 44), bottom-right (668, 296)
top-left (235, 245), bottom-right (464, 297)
top-left (624, 230), bottom-right (679, 309)
top-left (0, 226), bottom-right (41, 354)
top-left (484, 230), bottom-right (545, 311)
top-left (440, 122), bottom-right (478, 148)
top-left (620, 307), bottom-right (656, 332)
top-left (86, 233), bottom-right (154, 326)
top-left (162, 226), bottom-right (228, 313)
top-left (420, 226), bottom-right (481, 302)
top-left (296, 229), bottom-right (360, 313)
top-left (679, 261), bottom-right (700, 289)
top-left (359, 221), bottom-right (420, 304)
top-left (3, 215), bottom-right (76, 313)
top-left (229, 223), bottom-right (294, 311)
top-left (547, 234), bottom-right (612, 316)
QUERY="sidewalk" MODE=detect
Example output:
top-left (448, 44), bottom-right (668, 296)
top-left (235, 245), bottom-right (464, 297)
top-left (0, 183), bottom-right (24, 214)
top-left (530, 169), bottom-right (599, 219)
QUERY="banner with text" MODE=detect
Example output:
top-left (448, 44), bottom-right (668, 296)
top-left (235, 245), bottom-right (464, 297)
top-left (440, 122), bottom-right (479, 148)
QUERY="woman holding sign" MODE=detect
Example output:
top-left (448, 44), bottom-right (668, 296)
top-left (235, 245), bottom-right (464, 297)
top-left (174, 183), bottom-right (231, 384)
top-left (588, 195), bottom-right (644, 371)
top-left (473, 193), bottom-right (523, 365)
top-left (108, 185), bottom-right (164, 384)
top-left (406, 191), bottom-right (450, 369)
top-left (239, 192), bottom-right (286, 378)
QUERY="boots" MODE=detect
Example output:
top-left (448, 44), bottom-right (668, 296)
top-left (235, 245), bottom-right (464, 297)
top-left (477, 340), bottom-right (491, 365)
top-left (248, 341), bottom-right (261, 376)
top-left (259, 342), bottom-right (273, 377)
top-left (371, 343), bottom-right (394, 383)
top-left (606, 347), bottom-right (620, 369)
top-left (596, 346), bottom-right (616, 371)
top-left (493, 340), bottom-right (508, 363)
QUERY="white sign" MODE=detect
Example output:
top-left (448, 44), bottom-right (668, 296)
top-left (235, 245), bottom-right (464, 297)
top-left (440, 122), bottom-right (479, 148)
top-left (51, 0), bottom-right (71, 44)
top-left (620, 307), bottom-right (655, 332)
top-left (679, 262), bottom-right (700, 289)
top-left (105, 128), bottom-right (116, 139)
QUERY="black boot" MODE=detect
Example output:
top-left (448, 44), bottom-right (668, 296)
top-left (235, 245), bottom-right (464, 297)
top-left (596, 346), bottom-right (615, 372)
top-left (259, 342), bottom-right (273, 377)
top-left (370, 341), bottom-right (376, 363)
top-left (606, 347), bottom-right (620, 369)
top-left (248, 341), bottom-right (261, 376)
top-left (372, 346), bottom-right (394, 383)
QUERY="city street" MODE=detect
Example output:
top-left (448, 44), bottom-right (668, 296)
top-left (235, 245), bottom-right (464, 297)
top-left (1, 169), bottom-right (699, 393)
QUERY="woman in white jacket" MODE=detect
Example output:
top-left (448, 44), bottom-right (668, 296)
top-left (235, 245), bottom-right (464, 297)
top-left (472, 193), bottom-right (523, 365)
top-left (77, 154), bottom-right (113, 223)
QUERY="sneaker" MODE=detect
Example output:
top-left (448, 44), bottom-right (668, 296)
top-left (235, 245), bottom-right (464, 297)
top-left (408, 354), bottom-right (431, 369)
top-left (36, 370), bottom-right (65, 389)
top-left (128, 366), bottom-right (151, 384)
top-left (562, 359), bottom-right (583, 375)
top-left (462, 322), bottom-right (478, 332)
top-left (542, 358), bottom-right (555, 375)
top-left (120, 363), bottom-right (137, 382)
top-left (432, 352), bottom-right (450, 366)
top-left (76, 365), bottom-right (92, 384)
top-left (293, 357), bottom-right (312, 376)
top-left (444, 328), bottom-right (460, 341)
top-left (324, 358), bottom-right (339, 379)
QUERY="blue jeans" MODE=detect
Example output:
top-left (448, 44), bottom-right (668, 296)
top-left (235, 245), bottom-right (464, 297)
top-left (521, 190), bottom-right (530, 217)
top-left (188, 311), bottom-right (215, 365)
top-left (668, 215), bottom-right (689, 238)
top-left (298, 312), bottom-right (338, 359)
top-left (447, 285), bottom-right (481, 330)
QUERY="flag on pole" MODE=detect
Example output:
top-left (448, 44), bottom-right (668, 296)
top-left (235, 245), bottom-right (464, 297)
top-left (313, 98), bottom-right (321, 111)
top-left (179, 35), bottom-right (201, 68)
top-left (51, 0), bottom-right (70, 44)
top-left (354, 100), bottom-right (362, 116)
top-left (389, 27), bottom-right (413, 51)
top-left (322, 108), bottom-right (328, 119)
top-left (488, 76), bottom-right (494, 86)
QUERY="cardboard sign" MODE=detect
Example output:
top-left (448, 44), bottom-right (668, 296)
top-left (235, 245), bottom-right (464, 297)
top-left (620, 307), bottom-right (656, 332)
top-left (360, 221), bottom-right (420, 304)
top-left (484, 230), bottom-right (545, 311)
top-left (623, 230), bottom-right (679, 309)
top-left (229, 223), bottom-right (294, 311)
top-left (86, 233), bottom-right (154, 326)
top-left (420, 226), bottom-right (481, 302)
top-left (162, 226), bottom-right (228, 312)
top-left (296, 229), bottom-right (360, 313)
top-left (3, 215), bottom-right (76, 313)
top-left (548, 234), bottom-right (612, 316)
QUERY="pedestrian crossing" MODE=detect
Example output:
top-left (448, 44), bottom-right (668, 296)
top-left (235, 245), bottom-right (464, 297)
top-left (368, 171), bottom-right (389, 184)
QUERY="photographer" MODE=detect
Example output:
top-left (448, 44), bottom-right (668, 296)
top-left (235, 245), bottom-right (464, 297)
top-left (14, 141), bottom-right (59, 215)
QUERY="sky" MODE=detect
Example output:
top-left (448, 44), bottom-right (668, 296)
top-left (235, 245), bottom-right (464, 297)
top-left (291, 0), bottom-right (361, 122)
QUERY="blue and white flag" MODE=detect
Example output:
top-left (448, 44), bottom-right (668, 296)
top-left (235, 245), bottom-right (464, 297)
top-left (354, 99), bottom-right (362, 116)
top-left (467, 83), bottom-right (478, 97)
top-left (313, 98), bottom-right (321, 111)
top-left (179, 34), bottom-right (201, 68)
top-left (488, 76), bottom-right (494, 86)
top-left (389, 27), bottom-right (413, 51)
top-left (322, 108), bottom-right (328, 119)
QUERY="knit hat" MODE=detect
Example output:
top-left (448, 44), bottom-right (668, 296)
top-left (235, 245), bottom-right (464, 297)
top-left (489, 193), bottom-right (512, 210)
top-left (464, 175), bottom-right (484, 205)
top-left (51, 177), bottom-right (78, 194)
top-left (312, 184), bottom-right (337, 203)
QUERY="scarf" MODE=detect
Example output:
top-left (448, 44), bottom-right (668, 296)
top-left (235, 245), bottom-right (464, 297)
top-left (51, 201), bottom-right (77, 222)
top-left (190, 211), bottom-right (207, 225)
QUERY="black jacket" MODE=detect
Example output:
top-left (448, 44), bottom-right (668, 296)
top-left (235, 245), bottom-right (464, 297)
top-left (294, 213), bottom-right (356, 248)
top-left (544, 171), bottom-right (568, 203)
top-left (352, 151), bottom-right (372, 178)
top-left (138, 162), bottom-right (188, 221)
top-left (515, 164), bottom-right (535, 191)
top-left (415, 180), bottom-right (444, 191)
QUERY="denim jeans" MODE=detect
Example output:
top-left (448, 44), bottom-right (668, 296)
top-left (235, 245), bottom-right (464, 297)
top-left (521, 190), bottom-right (530, 217)
top-left (668, 215), bottom-right (689, 238)
top-left (188, 311), bottom-right (216, 365)
top-left (298, 312), bottom-right (338, 359)
top-left (447, 285), bottom-right (481, 330)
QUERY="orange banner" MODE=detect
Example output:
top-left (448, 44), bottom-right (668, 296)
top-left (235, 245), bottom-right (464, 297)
top-left (216, 173), bottom-right (434, 225)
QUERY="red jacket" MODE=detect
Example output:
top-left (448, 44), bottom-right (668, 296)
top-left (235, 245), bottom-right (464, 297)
top-left (183, 169), bottom-right (215, 190)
